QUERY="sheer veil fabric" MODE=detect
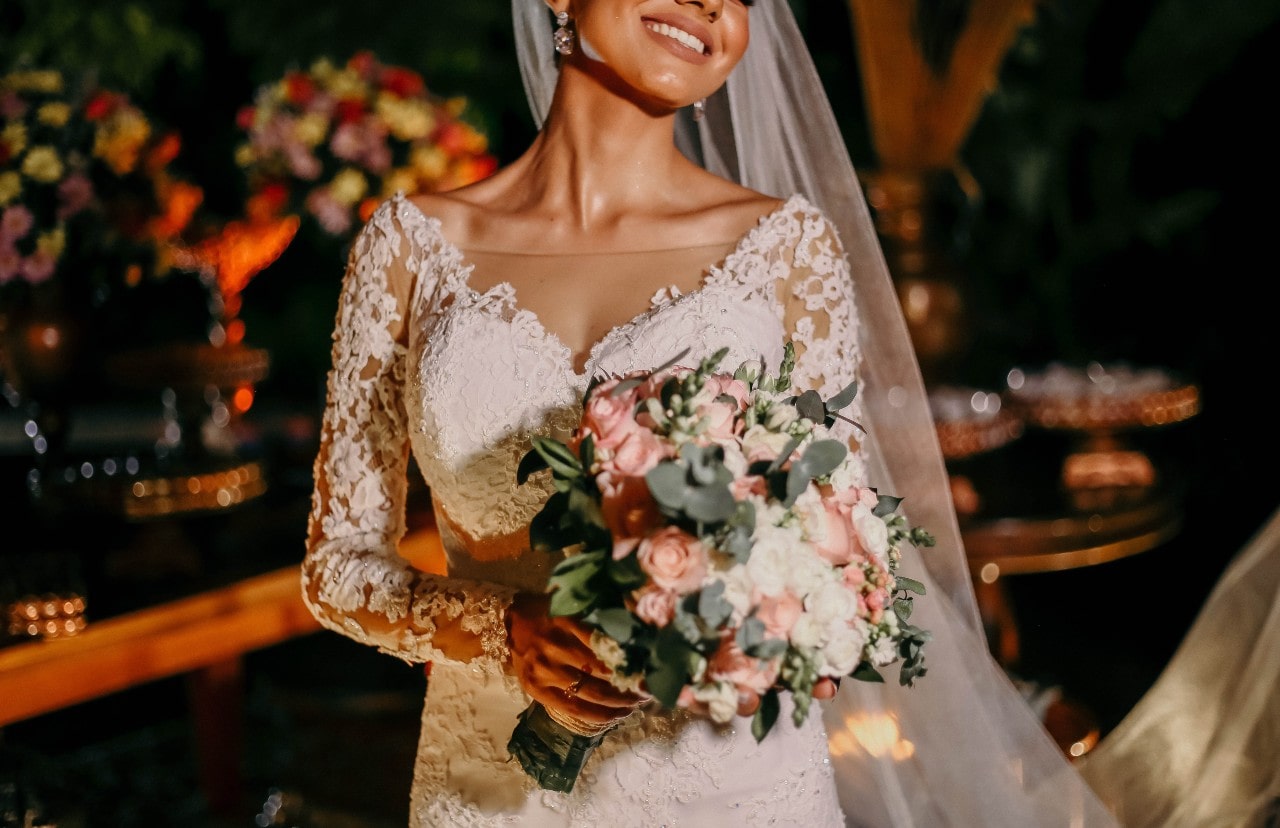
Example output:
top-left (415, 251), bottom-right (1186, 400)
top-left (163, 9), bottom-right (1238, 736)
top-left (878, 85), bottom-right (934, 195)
top-left (514, 1), bottom-right (1119, 825)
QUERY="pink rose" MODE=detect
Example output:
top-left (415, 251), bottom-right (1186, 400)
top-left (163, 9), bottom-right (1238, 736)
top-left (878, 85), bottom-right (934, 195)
top-left (703, 374), bottom-right (750, 410)
top-left (842, 565), bottom-right (866, 589)
top-left (756, 590), bottom-right (803, 639)
top-left (581, 379), bottom-right (641, 450)
top-left (708, 634), bottom-right (780, 696)
top-left (631, 585), bottom-right (677, 626)
top-left (607, 427), bottom-right (668, 477)
top-left (865, 587), bottom-right (889, 624)
top-left (814, 490), bottom-right (858, 565)
top-left (0, 206), bottom-right (35, 244)
top-left (697, 399), bottom-right (741, 442)
top-left (637, 526), bottom-right (706, 593)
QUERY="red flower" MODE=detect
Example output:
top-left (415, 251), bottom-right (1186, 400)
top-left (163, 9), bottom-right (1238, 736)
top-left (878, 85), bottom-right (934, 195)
top-left (284, 72), bottom-right (316, 106)
top-left (347, 51), bottom-right (377, 79)
top-left (84, 91), bottom-right (120, 121)
top-left (235, 105), bottom-right (256, 130)
top-left (334, 98), bottom-right (366, 125)
top-left (379, 67), bottom-right (425, 99)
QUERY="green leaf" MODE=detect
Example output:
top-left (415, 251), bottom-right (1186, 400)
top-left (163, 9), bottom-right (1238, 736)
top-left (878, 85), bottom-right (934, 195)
top-left (873, 494), bottom-right (903, 518)
top-left (697, 581), bottom-right (733, 629)
top-left (795, 389), bottom-right (825, 422)
top-left (533, 436), bottom-right (583, 480)
top-left (645, 462), bottom-right (688, 511)
top-left (736, 616), bottom-right (765, 652)
top-left (893, 598), bottom-right (914, 621)
top-left (549, 584), bottom-right (595, 617)
top-left (765, 434), bottom-right (803, 475)
top-left (796, 439), bottom-right (847, 479)
top-left (684, 485), bottom-right (737, 523)
top-left (895, 576), bottom-right (926, 596)
top-left (516, 447), bottom-right (549, 485)
top-left (590, 607), bottom-right (638, 644)
top-left (609, 377), bottom-right (644, 397)
top-left (851, 662), bottom-right (885, 683)
top-left (747, 638), bottom-right (787, 660)
top-left (826, 380), bottom-right (859, 411)
top-left (752, 689), bottom-right (780, 743)
top-left (579, 433), bottom-right (595, 471)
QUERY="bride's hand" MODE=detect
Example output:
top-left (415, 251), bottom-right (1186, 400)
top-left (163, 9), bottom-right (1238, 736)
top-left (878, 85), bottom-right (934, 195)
top-left (507, 592), bottom-right (648, 729)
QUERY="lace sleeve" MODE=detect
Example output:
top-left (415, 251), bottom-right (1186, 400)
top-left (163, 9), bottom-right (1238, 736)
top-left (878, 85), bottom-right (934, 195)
top-left (302, 198), bottom-right (515, 669)
top-left (776, 205), bottom-right (868, 480)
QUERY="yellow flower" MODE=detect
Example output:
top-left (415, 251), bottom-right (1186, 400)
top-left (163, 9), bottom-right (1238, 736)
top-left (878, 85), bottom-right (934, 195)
top-left (234, 143), bottom-right (257, 167)
top-left (94, 108), bottom-right (151, 175)
top-left (324, 68), bottom-right (367, 101)
top-left (375, 95), bottom-right (434, 141)
top-left (0, 171), bottom-right (22, 206)
top-left (411, 145), bottom-right (447, 181)
top-left (37, 102), bottom-right (71, 128)
top-left (444, 97), bottom-right (467, 118)
top-left (329, 167), bottom-right (368, 206)
top-left (21, 145), bottom-right (64, 183)
top-left (36, 226), bottom-right (66, 259)
top-left (294, 112), bottom-right (329, 147)
top-left (381, 167), bottom-right (418, 198)
top-left (2, 122), bottom-right (28, 157)
top-left (1, 70), bottom-right (64, 94)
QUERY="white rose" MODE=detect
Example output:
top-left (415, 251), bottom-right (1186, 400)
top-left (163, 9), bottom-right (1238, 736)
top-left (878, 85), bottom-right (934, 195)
top-left (818, 625), bottom-right (867, 676)
top-left (828, 452), bottom-right (867, 492)
top-left (694, 681), bottom-right (740, 724)
top-left (786, 544), bottom-right (838, 598)
top-left (717, 568), bottom-right (755, 621)
top-left (806, 581), bottom-right (860, 628)
top-left (719, 442), bottom-right (749, 478)
top-left (745, 525), bottom-right (794, 597)
top-left (790, 612), bottom-right (825, 650)
top-left (852, 505), bottom-right (891, 565)
top-left (791, 485), bottom-right (827, 544)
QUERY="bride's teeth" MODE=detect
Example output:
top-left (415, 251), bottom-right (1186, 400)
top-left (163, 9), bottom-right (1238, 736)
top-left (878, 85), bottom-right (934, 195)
top-left (647, 21), bottom-right (708, 55)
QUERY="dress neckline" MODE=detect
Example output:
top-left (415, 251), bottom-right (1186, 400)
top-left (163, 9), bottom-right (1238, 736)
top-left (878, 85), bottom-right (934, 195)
top-left (394, 193), bottom-right (807, 380)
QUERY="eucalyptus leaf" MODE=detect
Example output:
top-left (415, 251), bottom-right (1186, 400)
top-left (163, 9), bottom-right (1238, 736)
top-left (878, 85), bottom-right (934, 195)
top-left (796, 440), bottom-right (847, 479)
top-left (873, 494), bottom-right (903, 518)
top-left (697, 581), bottom-right (733, 628)
top-left (896, 576), bottom-right (926, 596)
top-left (765, 435), bottom-right (803, 475)
top-left (826, 380), bottom-right (859, 411)
top-left (549, 584), bottom-right (595, 617)
top-left (736, 616), bottom-right (765, 652)
top-left (795, 389), bottom-right (825, 422)
top-left (893, 598), bottom-right (914, 620)
top-left (646, 462), bottom-right (689, 510)
top-left (590, 607), bottom-right (638, 644)
top-left (533, 436), bottom-right (583, 480)
top-left (684, 485), bottom-right (736, 523)
top-left (609, 377), bottom-right (644, 397)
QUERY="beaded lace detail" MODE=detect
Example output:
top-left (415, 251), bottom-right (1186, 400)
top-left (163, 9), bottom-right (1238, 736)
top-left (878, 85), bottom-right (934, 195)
top-left (303, 192), bottom-right (863, 825)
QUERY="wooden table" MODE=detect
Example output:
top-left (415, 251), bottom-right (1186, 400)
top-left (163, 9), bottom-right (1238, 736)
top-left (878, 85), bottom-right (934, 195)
top-left (0, 522), bottom-right (446, 814)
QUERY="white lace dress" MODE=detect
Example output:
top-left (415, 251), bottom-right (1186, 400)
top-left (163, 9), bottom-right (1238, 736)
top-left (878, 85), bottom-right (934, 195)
top-left (302, 192), bottom-right (864, 827)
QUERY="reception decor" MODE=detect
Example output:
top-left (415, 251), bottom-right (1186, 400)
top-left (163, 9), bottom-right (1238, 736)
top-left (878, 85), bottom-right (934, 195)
top-left (234, 51), bottom-right (498, 241)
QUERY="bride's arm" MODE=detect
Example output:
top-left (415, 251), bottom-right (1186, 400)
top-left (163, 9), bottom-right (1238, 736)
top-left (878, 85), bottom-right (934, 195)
top-left (302, 198), bottom-right (515, 668)
top-left (777, 202), bottom-right (866, 460)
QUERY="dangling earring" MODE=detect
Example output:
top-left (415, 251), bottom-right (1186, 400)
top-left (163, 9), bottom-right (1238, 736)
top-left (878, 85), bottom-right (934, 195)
top-left (693, 99), bottom-right (706, 121)
top-left (554, 11), bottom-right (574, 56)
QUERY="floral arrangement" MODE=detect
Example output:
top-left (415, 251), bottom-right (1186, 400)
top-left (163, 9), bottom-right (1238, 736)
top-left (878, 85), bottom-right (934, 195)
top-left (0, 68), bottom-right (202, 298)
top-left (233, 51), bottom-right (498, 239)
top-left (508, 343), bottom-right (934, 792)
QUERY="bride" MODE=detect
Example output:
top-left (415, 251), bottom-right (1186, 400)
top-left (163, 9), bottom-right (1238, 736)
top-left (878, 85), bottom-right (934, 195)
top-left (302, 0), bottom-right (1119, 824)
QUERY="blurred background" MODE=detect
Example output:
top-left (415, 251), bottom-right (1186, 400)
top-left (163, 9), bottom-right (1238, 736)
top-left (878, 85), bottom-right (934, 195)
top-left (1, 0), bottom-right (1278, 825)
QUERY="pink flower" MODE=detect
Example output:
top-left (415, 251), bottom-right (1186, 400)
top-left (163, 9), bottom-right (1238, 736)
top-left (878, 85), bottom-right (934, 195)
top-left (330, 120), bottom-right (392, 173)
top-left (581, 378), bottom-right (641, 450)
top-left (56, 174), bottom-right (94, 220)
top-left (703, 374), bottom-right (750, 410)
top-left (814, 487), bottom-right (862, 565)
top-left (756, 590), bottom-right (803, 639)
top-left (304, 188), bottom-right (352, 235)
top-left (0, 206), bottom-right (34, 244)
top-left (842, 565), bottom-right (866, 589)
top-left (608, 427), bottom-right (667, 477)
top-left (631, 585), bottom-right (677, 626)
top-left (20, 251), bottom-right (56, 284)
top-left (708, 634), bottom-right (779, 696)
top-left (697, 399), bottom-right (740, 442)
top-left (637, 526), bottom-right (706, 593)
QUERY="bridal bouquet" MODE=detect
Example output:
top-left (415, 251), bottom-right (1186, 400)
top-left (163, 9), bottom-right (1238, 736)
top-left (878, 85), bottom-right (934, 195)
top-left (508, 344), bottom-right (934, 792)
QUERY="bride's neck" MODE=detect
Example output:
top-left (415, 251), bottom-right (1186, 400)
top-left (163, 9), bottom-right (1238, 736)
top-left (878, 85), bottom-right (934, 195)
top-left (513, 68), bottom-right (694, 226)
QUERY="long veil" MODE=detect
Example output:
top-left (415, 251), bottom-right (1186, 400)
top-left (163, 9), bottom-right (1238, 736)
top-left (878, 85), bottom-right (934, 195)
top-left (513, 2), bottom-right (1118, 824)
